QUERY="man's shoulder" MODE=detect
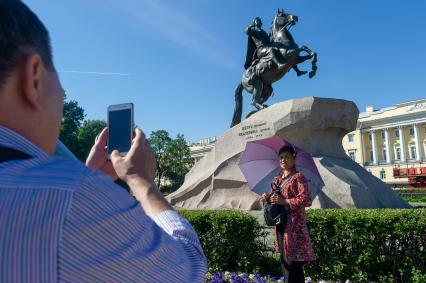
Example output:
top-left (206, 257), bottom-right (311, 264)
top-left (5, 156), bottom-right (101, 191)
top-left (1, 156), bottom-right (131, 206)
top-left (41, 157), bottom-right (117, 190)
top-left (39, 155), bottom-right (90, 175)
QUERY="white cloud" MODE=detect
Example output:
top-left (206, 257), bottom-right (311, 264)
top-left (107, 0), bottom-right (237, 70)
top-left (59, 70), bottom-right (131, 76)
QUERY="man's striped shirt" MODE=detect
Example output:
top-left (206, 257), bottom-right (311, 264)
top-left (0, 125), bottom-right (207, 282)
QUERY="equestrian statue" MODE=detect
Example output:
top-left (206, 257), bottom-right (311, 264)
top-left (230, 9), bottom-right (318, 128)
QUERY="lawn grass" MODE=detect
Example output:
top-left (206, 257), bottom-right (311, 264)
top-left (409, 202), bottom-right (426, 207)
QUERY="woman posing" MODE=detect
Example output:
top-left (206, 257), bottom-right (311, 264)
top-left (262, 145), bottom-right (316, 283)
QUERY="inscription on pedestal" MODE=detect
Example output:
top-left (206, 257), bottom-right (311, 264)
top-left (237, 120), bottom-right (274, 141)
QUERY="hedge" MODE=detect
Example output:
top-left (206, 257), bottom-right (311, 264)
top-left (306, 209), bottom-right (426, 282)
top-left (179, 210), bottom-right (266, 273)
top-left (180, 209), bottom-right (426, 282)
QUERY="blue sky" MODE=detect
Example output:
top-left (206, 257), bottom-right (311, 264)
top-left (25, 0), bottom-right (426, 143)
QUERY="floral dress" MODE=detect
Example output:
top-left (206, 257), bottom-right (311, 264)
top-left (272, 170), bottom-right (316, 262)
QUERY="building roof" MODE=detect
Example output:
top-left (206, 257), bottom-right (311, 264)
top-left (357, 98), bottom-right (426, 128)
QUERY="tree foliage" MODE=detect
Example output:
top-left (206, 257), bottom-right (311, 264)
top-left (59, 94), bottom-right (106, 161)
top-left (149, 130), bottom-right (172, 189)
top-left (60, 94), bottom-right (85, 157)
top-left (76, 119), bottom-right (107, 160)
top-left (149, 130), bottom-right (194, 193)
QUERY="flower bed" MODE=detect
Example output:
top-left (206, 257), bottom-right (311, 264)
top-left (206, 271), bottom-right (286, 283)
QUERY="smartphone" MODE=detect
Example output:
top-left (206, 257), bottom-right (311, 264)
top-left (107, 103), bottom-right (134, 156)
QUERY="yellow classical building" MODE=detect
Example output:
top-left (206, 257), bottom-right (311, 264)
top-left (343, 99), bottom-right (426, 189)
top-left (189, 136), bottom-right (217, 163)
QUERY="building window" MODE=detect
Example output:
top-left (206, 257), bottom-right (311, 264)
top-left (348, 134), bottom-right (354, 142)
top-left (348, 151), bottom-right (356, 161)
top-left (369, 150), bottom-right (374, 161)
top-left (382, 148), bottom-right (387, 161)
top-left (410, 145), bottom-right (417, 159)
top-left (368, 133), bottom-right (372, 141)
top-left (395, 129), bottom-right (400, 138)
top-left (409, 127), bottom-right (415, 136)
top-left (396, 147), bottom-right (401, 160)
top-left (380, 169), bottom-right (386, 180)
top-left (381, 131), bottom-right (385, 140)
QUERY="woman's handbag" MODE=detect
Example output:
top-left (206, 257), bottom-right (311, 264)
top-left (263, 182), bottom-right (290, 226)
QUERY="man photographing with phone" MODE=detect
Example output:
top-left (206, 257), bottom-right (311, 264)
top-left (86, 127), bottom-right (178, 220)
top-left (0, 1), bottom-right (207, 282)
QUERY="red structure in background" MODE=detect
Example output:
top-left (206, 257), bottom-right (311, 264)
top-left (393, 164), bottom-right (426, 188)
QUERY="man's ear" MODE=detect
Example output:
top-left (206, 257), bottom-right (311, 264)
top-left (20, 54), bottom-right (44, 112)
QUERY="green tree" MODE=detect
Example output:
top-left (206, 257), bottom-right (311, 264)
top-left (149, 130), bottom-right (172, 189)
top-left (149, 130), bottom-right (193, 193)
top-left (77, 119), bottom-right (107, 160)
top-left (60, 94), bottom-right (85, 157)
top-left (163, 134), bottom-right (194, 191)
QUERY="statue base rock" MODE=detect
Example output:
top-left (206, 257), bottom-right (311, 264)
top-left (167, 97), bottom-right (410, 209)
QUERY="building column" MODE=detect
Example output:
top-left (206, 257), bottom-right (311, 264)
top-left (360, 131), bottom-right (366, 165)
top-left (414, 124), bottom-right (422, 161)
top-left (384, 128), bottom-right (391, 163)
top-left (371, 130), bottom-right (377, 165)
top-left (398, 126), bottom-right (406, 162)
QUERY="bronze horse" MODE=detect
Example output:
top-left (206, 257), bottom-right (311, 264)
top-left (231, 10), bottom-right (317, 128)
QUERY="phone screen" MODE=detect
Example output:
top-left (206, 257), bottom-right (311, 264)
top-left (108, 108), bottom-right (132, 154)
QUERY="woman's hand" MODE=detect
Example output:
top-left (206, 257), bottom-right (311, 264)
top-left (261, 193), bottom-right (271, 203)
top-left (270, 194), bottom-right (290, 207)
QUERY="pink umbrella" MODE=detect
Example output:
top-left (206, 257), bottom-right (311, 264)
top-left (239, 136), bottom-right (324, 198)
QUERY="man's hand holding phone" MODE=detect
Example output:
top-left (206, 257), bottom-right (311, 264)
top-left (110, 128), bottom-right (156, 184)
top-left (86, 127), bottom-right (118, 181)
top-left (110, 128), bottom-right (172, 217)
top-left (87, 127), bottom-right (172, 218)
top-left (86, 127), bottom-right (156, 186)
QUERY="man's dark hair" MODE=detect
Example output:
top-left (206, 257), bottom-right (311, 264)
top-left (278, 145), bottom-right (297, 158)
top-left (0, 0), bottom-right (53, 87)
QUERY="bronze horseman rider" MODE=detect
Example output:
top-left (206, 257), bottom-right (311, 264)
top-left (245, 17), bottom-right (307, 84)
top-left (231, 10), bottom-right (317, 128)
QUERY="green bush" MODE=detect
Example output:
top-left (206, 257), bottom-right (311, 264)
top-left (179, 210), bottom-right (266, 273)
top-left (180, 209), bottom-right (426, 281)
top-left (305, 209), bottom-right (426, 282)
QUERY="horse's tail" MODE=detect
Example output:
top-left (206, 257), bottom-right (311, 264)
top-left (230, 82), bottom-right (244, 128)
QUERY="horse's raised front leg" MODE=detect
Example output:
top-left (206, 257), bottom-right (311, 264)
top-left (292, 55), bottom-right (311, 77)
top-left (295, 55), bottom-right (312, 64)
top-left (298, 45), bottom-right (318, 78)
top-left (308, 51), bottom-right (318, 78)
top-left (292, 65), bottom-right (307, 77)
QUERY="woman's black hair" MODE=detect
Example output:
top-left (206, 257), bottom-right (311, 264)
top-left (278, 145), bottom-right (297, 158)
